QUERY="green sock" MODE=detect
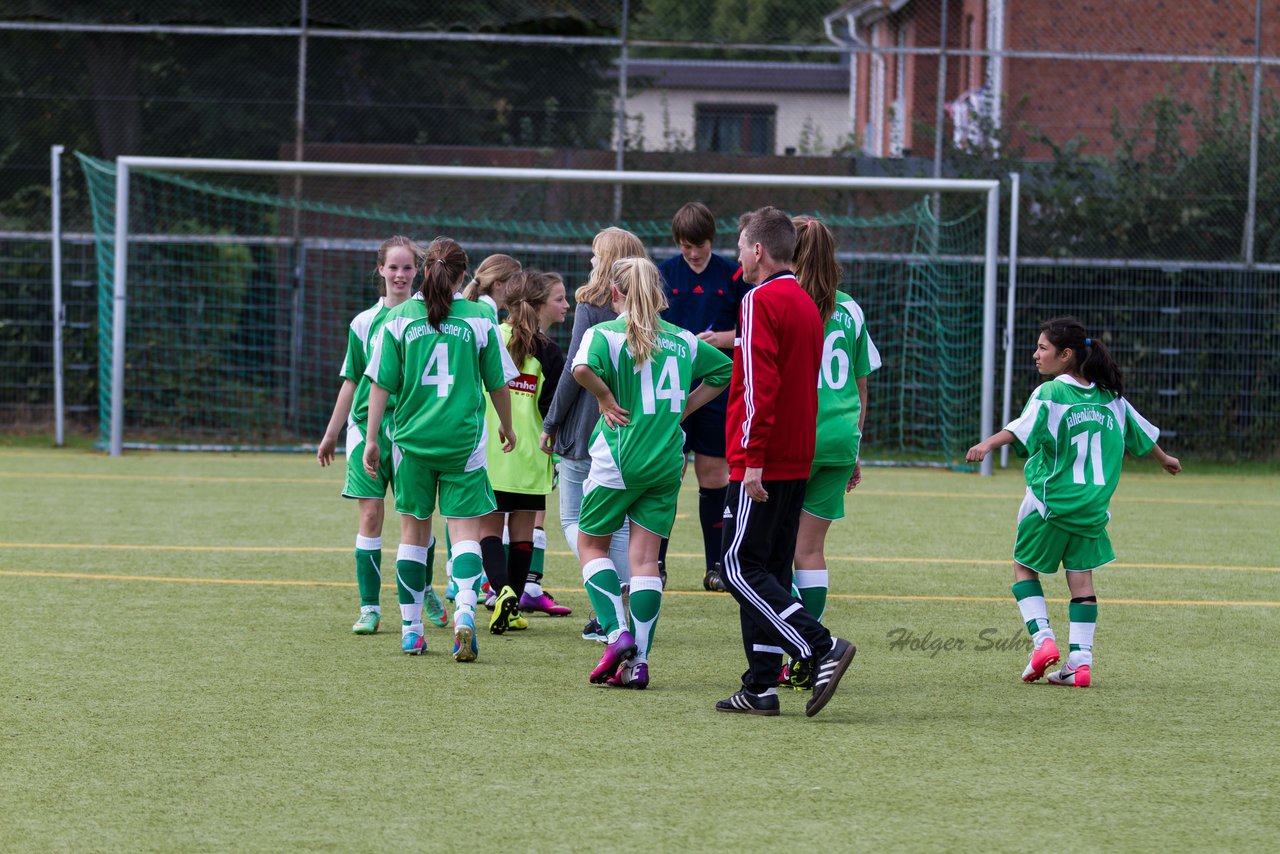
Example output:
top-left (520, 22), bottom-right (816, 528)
top-left (582, 557), bottom-right (627, 639)
top-left (1012, 578), bottom-right (1053, 641)
top-left (396, 543), bottom-right (428, 628)
top-left (793, 568), bottom-right (828, 622)
top-left (354, 535), bottom-right (382, 608)
top-left (1068, 598), bottom-right (1098, 668)
top-left (628, 576), bottom-right (663, 661)
top-left (425, 536), bottom-right (436, 589)
top-left (531, 527), bottom-right (546, 578)
top-left (451, 543), bottom-right (484, 613)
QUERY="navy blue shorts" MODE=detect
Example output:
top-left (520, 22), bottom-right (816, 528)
top-left (683, 390), bottom-right (728, 458)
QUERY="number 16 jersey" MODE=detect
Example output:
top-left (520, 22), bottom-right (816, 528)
top-left (573, 317), bottom-right (732, 489)
top-left (367, 294), bottom-right (518, 471)
top-left (1006, 374), bottom-right (1160, 535)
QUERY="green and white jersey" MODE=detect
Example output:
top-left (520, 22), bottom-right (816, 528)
top-left (1006, 374), bottom-right (1160, 535)
top-left (574, 317), bottom-right (732, 489)
top-left (367, 294), bottom-right (518, 472)
top-left (814, 297), bottom-right (881, 465)
top-left (340, 299), bottom-right (396, 430)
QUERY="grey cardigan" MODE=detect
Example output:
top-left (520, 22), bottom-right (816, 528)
top-left (542, 301), bottom-right (619, 459)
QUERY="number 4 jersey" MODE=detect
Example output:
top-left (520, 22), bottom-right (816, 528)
top-left (573, 317), bottom-right (732, 489)
top-left (366, 294), bottom-right (518, 471)
top-left (814, 297), bottom-right (881, 466)
top-left (1006, 374), bottom-right (1160, 534)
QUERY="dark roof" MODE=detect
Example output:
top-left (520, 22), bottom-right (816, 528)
top-left (621, 59), bottom-right (848, 93)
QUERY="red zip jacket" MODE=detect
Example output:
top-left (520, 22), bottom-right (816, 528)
top-left (725, 271), bottom-right (823, 481)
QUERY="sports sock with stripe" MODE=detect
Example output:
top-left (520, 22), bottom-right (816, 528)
top-left (396, 543), bottom-right (428, 632)
top-left (355, 534), bottom-right (382, 609)
top-left (793, 567), bottom-right (828, 623)
top-left (1012, 578), bottom-right (1054, 646)
top-left (582, 557), bottom-right (627, 639)
top-left (1068, 596), bottom-right (1097, 668)
top-left (628, 575), bottom-right (663, 663)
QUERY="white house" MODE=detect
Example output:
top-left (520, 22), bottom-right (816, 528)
top-left (618, 58), bottom-right (852, 156)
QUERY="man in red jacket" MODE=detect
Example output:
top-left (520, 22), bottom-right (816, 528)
top-left (714, 207), bottom-right (857, 719)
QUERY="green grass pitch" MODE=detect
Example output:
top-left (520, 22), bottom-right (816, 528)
top-left (1, 447), bottom-right (1277, 851)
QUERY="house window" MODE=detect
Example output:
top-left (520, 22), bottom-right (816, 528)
top-left (695, 105), bottom-right (776, 154)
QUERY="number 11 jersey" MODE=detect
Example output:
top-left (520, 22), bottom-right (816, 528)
top-left (1006, 374), bottom-right (1160, 535)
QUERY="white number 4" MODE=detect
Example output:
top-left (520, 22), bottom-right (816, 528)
top-left (420, 343), bottom-right (453, 397)
top-left (1070, 431), bottom-right (1106, 486)
top-left (640, 356), bottom-right (685, 415)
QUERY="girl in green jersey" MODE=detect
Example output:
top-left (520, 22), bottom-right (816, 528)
top-left (364, 237), bottom-right (519, 662)
top-left (782, 217), bottom-right (881, 690)
top-left (967, 317), bottom-right (1181, 688)
top-left (572, 257), bottom-right (733, 688)
top-left (317, 236), bottom-right (448, 636)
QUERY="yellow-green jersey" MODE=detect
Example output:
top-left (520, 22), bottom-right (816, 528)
top-left (814, 296), bottom-right (881, 466)
top-left (367, 294), bottom-right (518, 471)
top-left (340, 298), bottom-right (396, 429)
top-left (1006, 374), bottom-right (1160, 535)
top-left (573, 317), bottom-right (733, 489)
top-left (484, 324), bottom-right (565, 494)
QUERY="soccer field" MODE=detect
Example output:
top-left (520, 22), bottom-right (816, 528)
top-left (2, 447), bottom-right (1277, 851)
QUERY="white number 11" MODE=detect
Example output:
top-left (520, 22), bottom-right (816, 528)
top-left (1070, 432), bottom-right (1106, 486)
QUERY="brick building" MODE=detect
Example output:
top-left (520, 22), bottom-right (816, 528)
top-left (827, 0), bottom-right (1274, 159)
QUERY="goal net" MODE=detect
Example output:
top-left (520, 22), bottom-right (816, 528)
top-left (78, 154), bottom-right (998, 469)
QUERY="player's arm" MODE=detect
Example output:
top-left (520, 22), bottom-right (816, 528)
top-left (1147, 443), bottom-right (1181, 475)
top-left (572, 364), bottom-right (629, 429)
top-left (489, 385), bottom-right (516, 452)
top-left (362, 327), bottom-right (402, 477)
top-left (363, 383), bottom-right (390, 477)
top-left (965, 429), bottom-right (1016, 463)
top-left (683, 338), bottom-right (732, 420)
top-left (738, 293), bottom-right (783, 467)
top-left (542, 309), bottom-right (593, 449)
top-left (317, 379), bottom-right (356, 466)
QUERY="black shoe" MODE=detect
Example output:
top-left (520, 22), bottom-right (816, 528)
top-left (805, 638), bottom-right (856, 718)
top-left (703, 563), bottom-right (727, 592)
top-left (715, 687), bottom-right (780, 716)
top-left (581, 615), bottom-right (607, 643)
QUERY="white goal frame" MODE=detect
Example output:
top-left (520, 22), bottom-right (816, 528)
top-left (109, 156), bottom-right (1001, 473)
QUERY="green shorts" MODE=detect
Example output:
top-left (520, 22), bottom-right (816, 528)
top-left (1014, 505), bottom-right (1115, 574)
top-left (392, 447), bottom-right (496, 521)
top-left (579, 477), bottom-right (681, 538)
top-left (342, 421), bottom-right (393, 500)
top-left (802, 462), bottom-right (857, 521)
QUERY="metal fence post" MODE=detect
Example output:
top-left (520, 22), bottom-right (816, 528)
top-left (51, 145), bottom-right (66, 446)
top-left (1244, 0), bottom-right (1263, 265)
top-left (613, 0), bottom-right (630, 223)
top-left (1000, 171), bottom-right (1021, 469)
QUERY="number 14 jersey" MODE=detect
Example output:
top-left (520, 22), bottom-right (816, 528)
top-left (1006, 374), bottom-right (1160, 534)
top-left (573, 317), bottom-right (732, 489)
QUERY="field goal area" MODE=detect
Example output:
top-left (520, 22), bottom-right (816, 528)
top-left (78, 155), bottom-right (1000, 471)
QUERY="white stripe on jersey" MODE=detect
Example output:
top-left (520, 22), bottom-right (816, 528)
top-left (739, 288), bottom-right (757, 449)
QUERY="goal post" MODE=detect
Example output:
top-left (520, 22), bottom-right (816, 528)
top-left (88, 155), bottom-right (1001, 472)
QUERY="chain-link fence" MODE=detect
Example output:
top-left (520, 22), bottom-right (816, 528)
top-left (2, 1), bottom-right (1278, 456)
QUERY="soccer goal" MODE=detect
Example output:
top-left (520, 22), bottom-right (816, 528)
top-left (78, 154), bottom-right (1001, 472)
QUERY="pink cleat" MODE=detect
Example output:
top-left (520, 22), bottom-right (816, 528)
top-left (1047, 664), bottom-right (1091, 688)
top-left (605, 660), bottom-right (649, 690)
top-left (519, 591), bottom-right (573, 617)
top-left (589, 631), bottom-right (637, 684)
top-left (1022, 638), bottom-right (1061, 683)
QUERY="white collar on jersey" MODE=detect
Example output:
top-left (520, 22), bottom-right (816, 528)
top-left (1054, 374), bottom-right (1095, 389)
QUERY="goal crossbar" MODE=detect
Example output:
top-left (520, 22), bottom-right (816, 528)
top-left (108, 156), bottom-right (1001, 472)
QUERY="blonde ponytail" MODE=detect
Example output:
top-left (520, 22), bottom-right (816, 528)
top-left (610, 257), bottom-right (667, 365)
